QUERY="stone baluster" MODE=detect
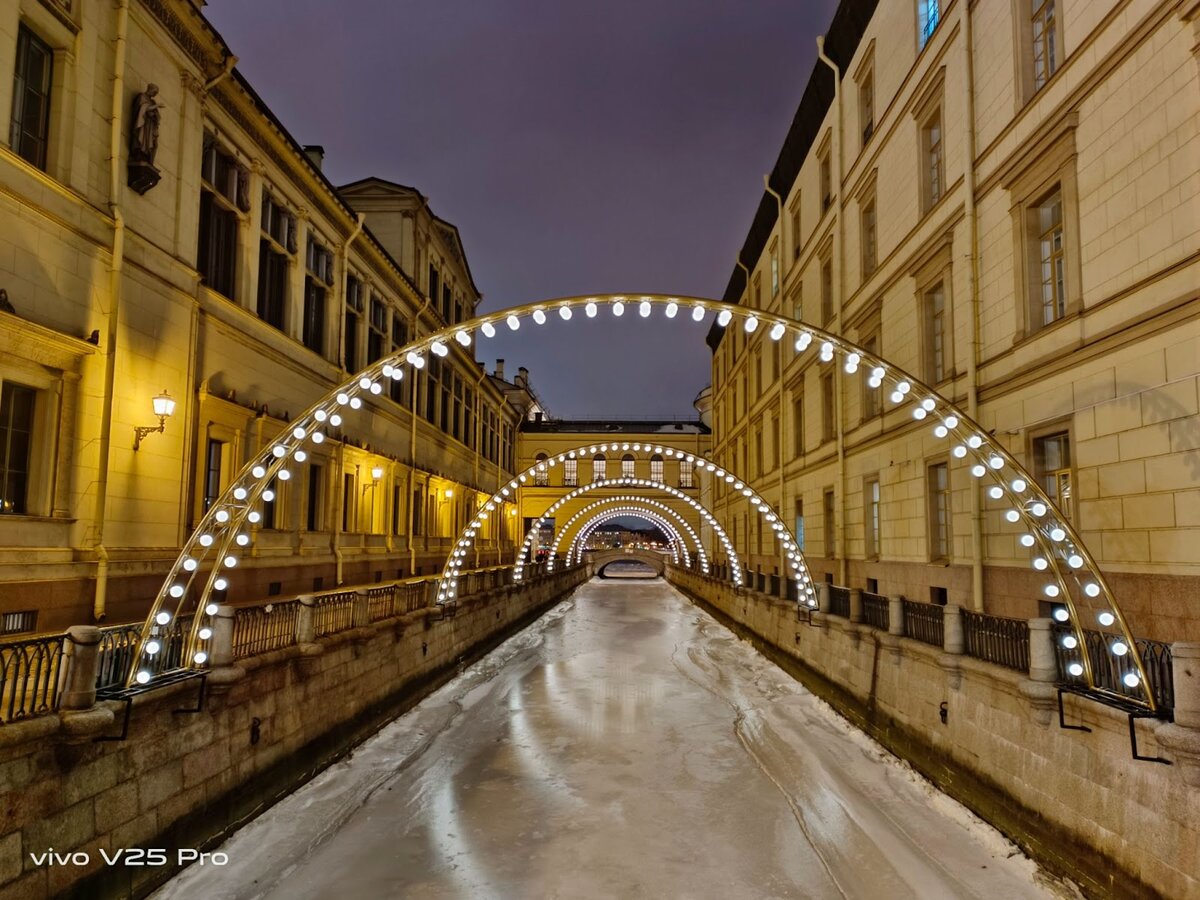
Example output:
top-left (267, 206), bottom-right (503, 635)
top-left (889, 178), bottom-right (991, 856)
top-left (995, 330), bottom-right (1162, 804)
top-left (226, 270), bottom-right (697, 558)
top-left (888, 596), bottom-right (904, 636)
top-left (849, 588), bottom-right (863, 624)
top-left (1027, 618), bottom-right (1057, 682)
top-left (353, 588), bottom-right (371, 629)
top-left (206, 605), bottom-right (245, 691)
top-left (817, 582), bottom-right (831, 614)
top-left (295, 594), bottom-right (316, 645)
top-left (59, 626), bottom-right (102, 711)
top-left (942, 605), bottom-right (964, 654)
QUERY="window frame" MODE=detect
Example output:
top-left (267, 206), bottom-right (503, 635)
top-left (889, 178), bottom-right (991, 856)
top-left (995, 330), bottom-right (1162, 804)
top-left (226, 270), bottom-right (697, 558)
top-left (1029, 422), bottom-right (1075, 522)
top-left (864, 476), bottom-right (881, 560)
top-left (926, 459), bottom-right (951, 563)
top-left (9, 24), bottom-right (54, 171)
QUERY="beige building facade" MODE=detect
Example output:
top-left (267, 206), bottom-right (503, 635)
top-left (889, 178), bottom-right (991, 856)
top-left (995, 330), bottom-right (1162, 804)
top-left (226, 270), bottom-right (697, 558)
top-left (0, 0), bottom-right (525, 634)
top-left (710, 0), bottom-right (1200, 641)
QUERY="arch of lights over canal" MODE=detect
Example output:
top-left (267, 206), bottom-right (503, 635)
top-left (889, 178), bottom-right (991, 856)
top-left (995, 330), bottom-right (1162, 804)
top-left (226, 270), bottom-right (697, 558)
top-left (549, 501), bottom-right (696, 567)
top-left (125, 294), bottom-right (1157, 713)
top-left (550, 497), bottom-right (708, 568)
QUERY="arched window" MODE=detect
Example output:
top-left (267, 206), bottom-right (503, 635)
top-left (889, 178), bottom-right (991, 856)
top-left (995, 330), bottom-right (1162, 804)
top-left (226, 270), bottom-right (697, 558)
top-left (679, 457), bottom-right (694, 488)
top-left (649, 453), bottom-right (664, 483)
top-left (592, 454), bottom-right (606, 481)
top-left (621, 453), bottom-right (635, 477)
top-left (534, 452), bottom-right (549, 486)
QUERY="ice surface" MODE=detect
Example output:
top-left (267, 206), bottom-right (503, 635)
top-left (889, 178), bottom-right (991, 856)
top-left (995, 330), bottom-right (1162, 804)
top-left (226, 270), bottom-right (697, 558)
top-left (155, 580), bottom-right (1076, 900)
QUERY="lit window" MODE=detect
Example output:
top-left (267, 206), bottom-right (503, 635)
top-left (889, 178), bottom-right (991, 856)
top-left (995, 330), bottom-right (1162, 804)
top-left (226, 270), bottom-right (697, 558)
top-left (650, 454), bottom-right (664, 483)
top-left (592, 454), bottom-right (606, 481)
top-left (563, 458), bottom-right (578, 486)
top-left (534, 453), bottom-right (549, 486)
top-left (794, 499), bottom-right (805, 551)
top-left (918, 0), bottom-right (941, 49)
top-left (621, 454), bottom-right (635, 478)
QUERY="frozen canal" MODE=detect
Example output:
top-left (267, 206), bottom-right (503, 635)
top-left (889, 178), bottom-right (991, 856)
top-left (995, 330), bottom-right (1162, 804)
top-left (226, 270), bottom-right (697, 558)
top-left (158, 578), bottom-right (1069, 899)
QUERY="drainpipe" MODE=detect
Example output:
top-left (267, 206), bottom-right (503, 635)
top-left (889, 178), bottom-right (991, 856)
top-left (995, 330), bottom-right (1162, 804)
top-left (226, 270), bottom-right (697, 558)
top-left (764, 175), bottom-right (789, 596)
top-left (735, 257), bottom-right (751, 576)
top-left (91, 0), bottom-right (130, 623)
top-left (960, 2), bottom-right (984, 611)
top-left (337, 213), bottom-right (365, 371)
top-left (817, 35), bottom-right (848, 586)
top-left (332, 441), bottom-right (345, 585)
top-left (408, 294), bottom-right (432, 573)
top-left (473, 368), bottom-right (488, 569)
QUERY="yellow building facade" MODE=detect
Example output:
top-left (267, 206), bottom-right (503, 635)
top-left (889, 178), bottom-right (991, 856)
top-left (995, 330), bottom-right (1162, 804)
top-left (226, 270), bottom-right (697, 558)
top-left (0, 0), bottom-right (524, 634)
top-left (711, 0), bottom-right (1200, 641)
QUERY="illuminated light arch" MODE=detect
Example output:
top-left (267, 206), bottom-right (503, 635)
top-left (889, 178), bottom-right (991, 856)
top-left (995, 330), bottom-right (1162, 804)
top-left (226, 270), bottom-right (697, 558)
top-left (130, 294), bottom-right (1154, 711)
top-left (553, 497), bottom-right (706, 568)
top-left (444, 441), bottom-right (814, 602)
top-left (567, 508), bottom-right (686, 567)
top-left (557, 506), bottom-right (689, 568)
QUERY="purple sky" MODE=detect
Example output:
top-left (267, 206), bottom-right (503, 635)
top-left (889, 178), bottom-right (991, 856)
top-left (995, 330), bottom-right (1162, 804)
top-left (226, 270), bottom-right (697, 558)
top-left (205, 0), bottom-right (838, 419)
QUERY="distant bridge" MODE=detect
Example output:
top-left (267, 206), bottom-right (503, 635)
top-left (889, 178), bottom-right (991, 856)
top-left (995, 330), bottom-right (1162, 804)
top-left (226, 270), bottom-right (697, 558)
top-left (584, 548), bottom-right (668, 577)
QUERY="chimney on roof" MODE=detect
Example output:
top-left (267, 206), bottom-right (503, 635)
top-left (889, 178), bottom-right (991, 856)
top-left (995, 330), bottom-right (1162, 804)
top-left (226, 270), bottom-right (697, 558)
top-left (534, 411), bottom-right (543, 423)
top-left (517, 366), bottom-right (528, 387)
top-left (304, 145), bottom-right (325, 171)
top-left (495, 359), bottom-right (505, 380)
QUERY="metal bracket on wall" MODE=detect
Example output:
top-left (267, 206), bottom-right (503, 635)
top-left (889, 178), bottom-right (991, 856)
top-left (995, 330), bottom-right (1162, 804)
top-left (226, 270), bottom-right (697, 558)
top-left (1056, 686), bottom-right (1172, 765)
top-left (94, 671), bottom-right (208, 743)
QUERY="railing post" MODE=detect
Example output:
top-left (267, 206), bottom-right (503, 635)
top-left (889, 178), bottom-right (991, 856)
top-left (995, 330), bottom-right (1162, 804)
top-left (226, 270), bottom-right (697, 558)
top-left (1027, 618), bottom-right (1057, 682)
top-left (353, 588), bottom-right (371, 629)
top-left (848, 588), bottom-right (863, 624)
top-left (296, 594), bottom-right (316, 644)
top-left (1157, 643), bottom-right (1200, 785)
top-left (888, 596), bottom-right (905, 636)
top-left (818, 582), bottom-right (831, 614)
top-left (205, 604), bottom-right (245, 692)
top-left (59, 626), bottom-right (102, 711)
top-left (942, 604), bottom-right (964, 654)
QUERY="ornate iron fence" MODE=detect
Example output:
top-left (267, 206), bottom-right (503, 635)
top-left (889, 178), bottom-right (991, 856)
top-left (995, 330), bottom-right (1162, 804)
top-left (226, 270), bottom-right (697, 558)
top-left (962, 610), bottom-right (1030, 673)
top-left (0, 633), bottom-right (64, 724)
top-left (862, 592), bottom-right (889, 631)
top-left (313, 591), bottom-right (356, 637)
top-left (1053, 625), bottom-right (1174, 713)
top-left (365, 586), bottom-right (397, 621)
top-left (232, 601), bottom-right (301, 657)
top-left (828, 586), bottom-right (850, 618)
top-left (902, 600), bottom-right (944, 647)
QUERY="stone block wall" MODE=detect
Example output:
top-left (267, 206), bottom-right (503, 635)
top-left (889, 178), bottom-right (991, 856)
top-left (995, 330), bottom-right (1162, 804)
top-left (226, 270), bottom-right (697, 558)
top-left (0, 568), bottom-right (586, 900)
top-left (667, 566), bottom-right (1199, 899)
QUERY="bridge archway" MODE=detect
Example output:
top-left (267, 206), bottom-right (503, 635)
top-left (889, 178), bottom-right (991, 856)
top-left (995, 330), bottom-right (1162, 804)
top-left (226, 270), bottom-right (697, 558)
top-left (130, 294), bottom-right (1155, 712)
top-left (543, 497), bottom-right (708, 569)
top-left (587, 548), bottom-right (668, 578)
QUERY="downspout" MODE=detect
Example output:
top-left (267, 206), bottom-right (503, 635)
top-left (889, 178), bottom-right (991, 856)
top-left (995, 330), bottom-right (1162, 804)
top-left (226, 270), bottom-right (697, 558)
top-left (473, 368), bottom-right (488, 569)
top-left (92, 0), bottom-right (130, 622)
top-left (960, 1), bottom-right (984, 611)
top-left (735, 257), bottom-right (751, 578)
top-left (332, 443), bottom-right (344, 584)
top-left (764, 175), bottom-right (789, 596)
top-left (817, 35), bottom-right (848, 586)
top-left (337, 213), bottom-right (365, 373)
top-left (408, 295), bottom-right (432, 573)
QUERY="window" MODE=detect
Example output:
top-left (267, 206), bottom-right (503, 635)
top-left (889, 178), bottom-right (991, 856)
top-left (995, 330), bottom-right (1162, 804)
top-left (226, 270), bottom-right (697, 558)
top-left (428, 265), bottom-right (440, 308)
top-left (770, 243), bottom-right (780, 297)
top-left (819, 147), bottom-right (832, 214)
top-left (563, 458), bottom-right (578, 487)
top-left (770, 416), bottom-right (779, 471)
top-left (918, 0), bottom-right (941, 49)
top-left (823, 489), bottom-right (836, 558)
top-left (821, 372), bottom-right (835, 442)
top-left (303, 236), bottom-right (333, 355)
top-left (927, 462), bottom-right (950, 562)
top-left (1, 610), bottom-right (37, 636)
top-left (792, 390), bottom-right (805, 455)
top-left (860, 195), bottom-right (877, 279)
top-left (261, 478), bottom-right (278, 529)
top-left (258, 192), bottom-right (293, 331)
top-left (859, 67), bottom-right (874, 147)
top-left (793, 499), bottom-right (805, 551)
top-left (790, 200), bottom-right (802, 260)
top-left (1034, 431), bottom-right (1073, 520)
top-left (0, 383), bottom-right (35, 515)
top-left (1031, 0), bottom-right (1059, 92)
top-left (592, 454), bottom-right (606, 482)
top-left (534, 453), bottom-right (549, 486)
top-left (197, 134), bottom-right (241, 299)
top-left (9, 26), bottom-right (53, 170)
top-left (679, 457), bottom-right (694, 488)
top-left (390, 318), bottom-right (410, 405)
top-left (202, 438), bottom-right (224, 512)
top-left (820, 255), bottom-right (833, 324)
top-left (412, 487), bottom-right (424, 535)
top-left (618, 454), bottom-right (633, 477)
top-left (368, 295), bottom-right (387, 363)
top-left (342, 473), bottom-right (356, 532)
top-left (1037, 190), bottom-right (1066, 328)
top-left (861, 334), bottom-right (880, 420)
top-left (753, 429), bottom-right (763, 477)
top-left (921, 109), bottom-right (944, 213)
top-left (864, 477), bottom-right (880, 559)
top-left (307, 465), bottom-right (324, 531)
top-left (344, 276), bottom-right (363, 372)
top-left (923, 283), bottom-right (947, 383)
top-left (391, 484), bottom-right (403, 535)
top-left (650, 454), bottom-right (664, 483)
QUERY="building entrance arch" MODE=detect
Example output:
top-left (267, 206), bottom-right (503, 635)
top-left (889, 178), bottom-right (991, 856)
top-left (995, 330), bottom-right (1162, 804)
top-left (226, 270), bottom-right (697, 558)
top-left (128, 294), bottom-right (1155, 712)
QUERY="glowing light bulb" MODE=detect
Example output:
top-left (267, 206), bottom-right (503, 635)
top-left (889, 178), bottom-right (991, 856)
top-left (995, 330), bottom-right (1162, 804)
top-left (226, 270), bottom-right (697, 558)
top-left (194, 652), bottom-right (208, 664)
top-left (294, 450), bottom-right (307, 462)
top-left (1033, 557), bottom-right (1048, 570)
top-left (146, 640), bottom-right (161, 655)
top-left (1111, 641), bottom-right (1128, 657)
top-left (795, 332), bottom-right (813, 351)
top-left (1098, 611), bottom-right (1115, 627)
top-left (1085, 583), bottom-right (1101, 598)
top-left (744, 315), bottom-right (758, 333)
top-left (349, 397), bottom-right (362, 409)
top-left (1068, 554), bottom-right (1083, 569)
top-left (1044, 585), bottom-right (1060, 597)
top-left (988, 486), bottom-right (1003, 499)
top-left (329, 414), bottom-right (342, 426)
top-left (199, 534), bottom-right (214, 547)
top-left (183, 558), bottom-right (197, 572)
top-left (278, 470), bottom-right (291, 481)
top-left (205, 603), bottom-right (218, 616)
top-left (252, 465), bottom-right (266, 479)
top-left (1123, 673), bottom-right (1140, 688)
top-left (1031, 503), bottom-right (1047, 517)
top-left (315, 410), bottom-right (328, 422)
top-left (481, 322), bottom-right (496, 337)
top-left (455, 330), bottom-right (471, 345)
top-left (233, 488), bottom-right (247, 501)
top-left (156, 611), bottom-right (171, 625)
top-left (336, 392), bottom-right (350, 405)
top-left (1005, 510), bottom-right (1021, 523)
top-left (1068, 663), bottom-right (1084, 677)
top-left (136, 671), bottom-right (151, 685)
top-left (934, 425), bottom-right (948, 438)
top-left (262, 489), bottom-right (276, 502)
top-left (1062, 635), bottom-right (1077, 649)
top-left (533, 309), bottom-right (548, 325)
top-left (971, 464), bottom-right (986, 477)
top-left (717, 309), bottom-right (732, 327)
top-left (1052, 607), bottom-right (1069, 622)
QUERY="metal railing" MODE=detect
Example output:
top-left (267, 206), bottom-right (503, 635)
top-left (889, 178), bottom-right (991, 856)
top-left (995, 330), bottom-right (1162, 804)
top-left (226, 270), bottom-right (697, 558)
top-left (902, 600), bottom-right (944, 647)
top-left (862, 592), bottom-right (889, 631)
top-left (828, 586), bottom-right (850, 618)
top-left (313, 591), bottom-right (356, 637)
top-left (962, 610), bottom-right (1030, 673)
top-left (232, 601), bottom-right (302, 657)
top-left (95, 615), bottom-right (192, 691)
top-left (1053, 625), bottom-right (1174, 713)
top-left (0, 633), bottom-right (64, 724)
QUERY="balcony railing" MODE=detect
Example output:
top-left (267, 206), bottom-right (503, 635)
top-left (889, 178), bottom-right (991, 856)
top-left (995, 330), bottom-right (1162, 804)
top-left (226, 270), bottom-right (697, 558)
top-left (902, 600), bottom-right (944, 647)
top-left (232, 601), bottom-right (302, 657)
top-left (962, 610), bottom-right (1030, 673)
top-left (828, 586), bottom-right (850, 618)
top-left (861, 592), bottom-right (889, 631)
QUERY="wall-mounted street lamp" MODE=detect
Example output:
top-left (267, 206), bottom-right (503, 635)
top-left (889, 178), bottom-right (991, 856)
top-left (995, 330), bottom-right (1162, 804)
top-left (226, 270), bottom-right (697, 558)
top-left (133, 390), bottom-right (176, 451)
top-left (444, 488), bottom-right (454, 499)
top-left (371, 466), bottom-right (385, 482)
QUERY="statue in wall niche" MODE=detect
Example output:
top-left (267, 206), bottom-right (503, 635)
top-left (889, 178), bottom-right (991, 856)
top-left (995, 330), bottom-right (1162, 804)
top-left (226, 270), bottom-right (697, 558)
top-left (236, 166), bottom-right (251, 212)
top-left (128, 84), bottom-right (165, 195)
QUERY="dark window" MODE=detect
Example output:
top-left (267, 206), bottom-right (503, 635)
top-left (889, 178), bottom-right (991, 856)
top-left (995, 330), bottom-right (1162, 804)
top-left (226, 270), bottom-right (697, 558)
top-left (368, 296), bottom-right (387, 363)
top-left (306, 465), bottom-right (323, 531)
top-left (344, 276), bottom-right (363, 372)
top-left (390, 318), bottom-right (409, 405)
top-left (302, 236), bottom-right (332, 355)
top-left (261, 478), bottom-right (277, 529)
top-left (927, 462), bottom-right (951, 561)
top-left (257, 240), bottom-right (288, 330)
top-left (342, 473), bottom-right (355, 532)
top-left (392, 484), bottom-right (403, 535)
top-left (9, 26), bottom-right (53, 170)
top-left (197, 137), bottom-right (240, 300)
top-left (1034, 431), bottom-right (1073, 520)
top-left (412, 487), bottom-right (424, 534)
top-left (203, 438), bottom-right (224, 512)
top-left (823, 489), bottom-right (836, 558)
top-left (0, 383), bottom-right (35, 515)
